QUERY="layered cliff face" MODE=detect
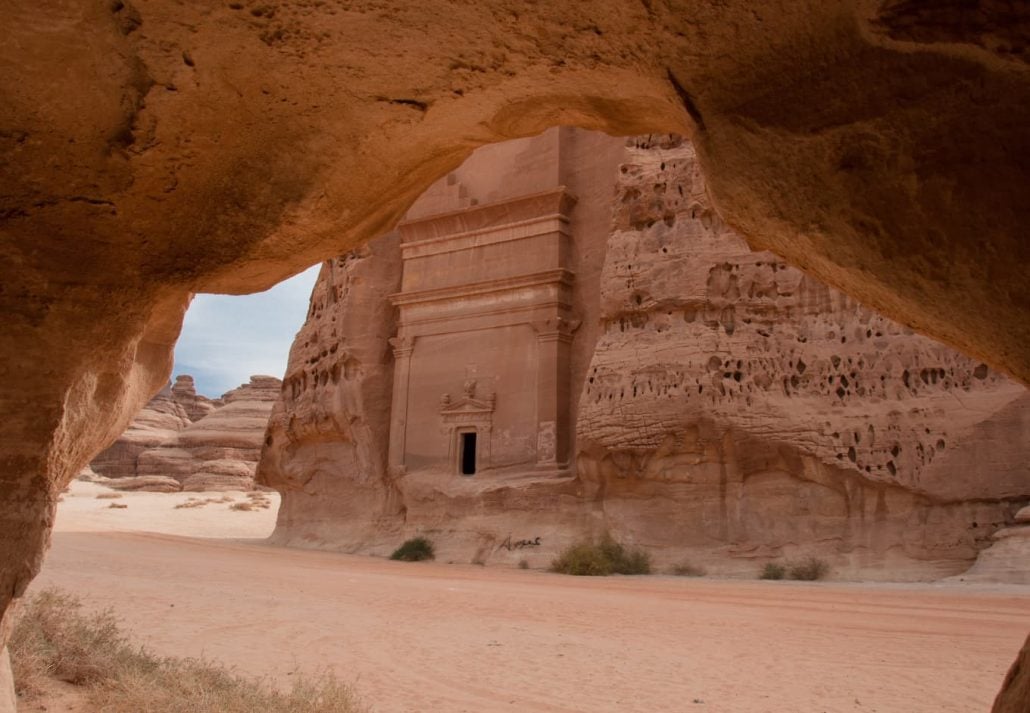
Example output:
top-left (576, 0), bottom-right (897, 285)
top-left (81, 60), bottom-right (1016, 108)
top-left (137, 376), bottom-right (281, 491)
top-left (91, 375), bottom-right (281, 492)
top-left (259, 134), bottom-right (1029, 580)
top-left (90, 386), bottom-right (192, 480)
top-left (171, 375), bottom-right (221, 422)
top-left (577, 135), bottom-right (1030, 579)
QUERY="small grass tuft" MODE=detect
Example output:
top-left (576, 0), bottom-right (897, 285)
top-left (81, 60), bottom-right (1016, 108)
top-left (788, 556), bottom-right (829, 581)
top-left (229, 501), bottom-right (258, 512)
top-left (550, 534), bottom-right (651, 576)
top-left (95, 493), bottom-right (123, 500)
top-left (390, 536), bottom-right (435, 562)
top-left (517, 559), bottom-right (529, 570)
top-left (670, 562), bottom-right (706, 577)
top-left (760, 562), bottom-right (786, 580)
top-left (9, 589), bottom-right (368, 712)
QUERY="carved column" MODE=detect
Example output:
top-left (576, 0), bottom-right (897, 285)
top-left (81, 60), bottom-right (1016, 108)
top-left (531, 317), bottom-right (579, 468)
top-left (388, 336), bottom-right (415, 475)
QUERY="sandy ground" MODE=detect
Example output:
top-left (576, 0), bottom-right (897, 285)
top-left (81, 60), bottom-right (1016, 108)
top-left (29, 481), bottom-right (1030, 713)
top-left (56, 480), bottom-right (279, 538)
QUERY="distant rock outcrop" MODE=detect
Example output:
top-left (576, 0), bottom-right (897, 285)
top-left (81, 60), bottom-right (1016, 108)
top-left (171, 375), bottom-right (222, 422)
top-left (91, 375), bottom-right (281, 491)
top-left (139, 376), bottom-right (282, 491)
top-left (91, 386), bottom-right (192, 480)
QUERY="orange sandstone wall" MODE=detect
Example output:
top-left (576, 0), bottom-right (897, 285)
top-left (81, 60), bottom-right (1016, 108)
top-left (259, 133), bottom-right (1030, 579)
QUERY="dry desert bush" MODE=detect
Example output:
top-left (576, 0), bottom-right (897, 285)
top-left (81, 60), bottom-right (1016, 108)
top-left (95, 493), bottom-right (123, 500)
top-left (10, 589), bottom-right (368, 713)
top-left (230, 493), bottom-right (272, 511)
top-left (107, 503), bottom-right (128, 509)
top-left (759, 558), bottom-right (829, 581)
top-left (788, 557), bottom-right (830, 581)
top-left (550, 535), bottom-right (651, 576)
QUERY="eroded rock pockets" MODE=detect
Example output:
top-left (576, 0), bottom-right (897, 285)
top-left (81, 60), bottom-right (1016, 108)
top-left (257, 131), bottom-right (1030, 580)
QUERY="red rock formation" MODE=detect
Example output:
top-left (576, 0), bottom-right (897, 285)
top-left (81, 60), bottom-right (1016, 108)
top-left (260, 133), bottom-right (1030, 581)
top-left (171, 375), bottom-right (221, 422)
top-left (260, 238), bottom-right (403, 545)
top-left (993, 633), bottom-right (1030, 713)
top-left (139, 376), bottom-right (281, 491)
top-left (258, 129), bottom-right (626, 554)
top-left (4, 4), bottom-right (1030, 708)
top-left (577, 135), bottom-right (1030, 579)
top-left (90, 385), bottom-right (191, 480)
top-left (89, 375), bottom-right (273, 491)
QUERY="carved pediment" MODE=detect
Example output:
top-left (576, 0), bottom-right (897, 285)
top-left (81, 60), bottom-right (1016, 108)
top-left (440, 397), bottom-right (495, 416)
top-left (440, 379), bottom-right (495, 419)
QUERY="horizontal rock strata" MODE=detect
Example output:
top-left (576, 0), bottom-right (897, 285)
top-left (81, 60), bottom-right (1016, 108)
top-left (140, 376), bottom-right (281, 491)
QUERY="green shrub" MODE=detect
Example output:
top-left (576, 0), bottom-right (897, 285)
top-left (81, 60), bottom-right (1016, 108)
top-left (760, 562), bottom-right (786, 580)
top-left (389, 536), bottom-right (435, 562)
top-left (788, 556), bottom-right (829, 581)
top-left (10, 589), bottom-right (367, 712)
top-left (670, 562), bottom-right (706, 577)
top-left (550, 535), bottom-right (651, 576)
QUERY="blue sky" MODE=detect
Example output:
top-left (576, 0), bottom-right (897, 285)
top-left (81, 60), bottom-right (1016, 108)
top-left (172, 265), bottom-right (321, 397)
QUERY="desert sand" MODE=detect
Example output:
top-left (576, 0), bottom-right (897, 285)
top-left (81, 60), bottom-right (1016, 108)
top-left (28, 481), bottom-right (1030, 713)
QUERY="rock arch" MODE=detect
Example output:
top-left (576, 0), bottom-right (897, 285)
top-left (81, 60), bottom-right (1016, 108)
top-left (2, 2), bottom-right (1028, 709)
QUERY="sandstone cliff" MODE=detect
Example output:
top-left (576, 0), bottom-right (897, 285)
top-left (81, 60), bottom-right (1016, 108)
top-left (259, 134), bottom-right (1029, 580)
top-left (260, 238), bottom-right (403, 542)
top-left (90, 385), bottom-right (192, 480)
top-left (137, 376), bottom-right (281, 491)
top-left (171, 375), bottom-right (221, 422)
top-left (90, 375), bottom-right (276, 491)
top-left (576, 135), bottom-right (1030, 579)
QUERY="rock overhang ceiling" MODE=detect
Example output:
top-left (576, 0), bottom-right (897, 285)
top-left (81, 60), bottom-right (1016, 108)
top-left (2, 2), bottom-right (1029, 710)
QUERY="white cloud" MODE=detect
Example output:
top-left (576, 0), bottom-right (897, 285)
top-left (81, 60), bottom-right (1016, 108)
top-left (173, 265), bottom-right (321, 397)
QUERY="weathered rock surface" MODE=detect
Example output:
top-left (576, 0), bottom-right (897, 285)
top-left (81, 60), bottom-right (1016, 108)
top-left (90, 385), bottom-right (192, 479)
top-left (140, 376), bottom-right (281, 491)
top-left (956, 508), bottom-right (1030, 585)
top-left (261, 134), bottom-right (1029, 582)
top-left (259, 129), bottom-right (626, 555)
top-left (993, 633), bottom-right (1030, 713)
top-left (260, 236), bottom-right (403, 547)
top-left (4, 2), bottom-right (1030, 707)
top-left (0, 647), bottom-right (13, 713)
top-left (576, 135), bottom-right (1030, 579)
top-left (171, 375), bottom-right (221, 422)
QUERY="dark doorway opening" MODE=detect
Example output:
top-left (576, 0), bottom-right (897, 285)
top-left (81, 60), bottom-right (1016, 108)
top-left (460, 432), bottom-right (477, 475)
